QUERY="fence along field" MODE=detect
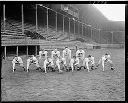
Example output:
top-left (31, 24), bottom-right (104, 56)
top-left (1, 48), bottom-right (125, 101)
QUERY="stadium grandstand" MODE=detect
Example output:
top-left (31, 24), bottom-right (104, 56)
top-left (1, 4), bottom-right (125, 58)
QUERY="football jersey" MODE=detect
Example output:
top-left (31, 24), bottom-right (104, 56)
top-left (44, 58), bottom-right (54, 66)
top-left (13, 57), bottom-right (23, 63)
top-left (29, 56), bottom-right (38, 63)
top-left (39, 51), bottom-right (48, 59)
top-left (70, 58), bottom-right (79, 65)
top-left (51, 50), bottom-right (60, 59)
top-left (102, 55), bottom-right (111, 62)
top-left (63, 49), bottom-right (71, 59)
top-left (76, 50), bottom-right (85, 59)
top-left (61, 58), bottom-right (66, 65)
top-left (84, 56), bottom-right (95, 64)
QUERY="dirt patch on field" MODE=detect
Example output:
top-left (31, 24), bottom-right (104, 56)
top-left (1, 49), bottom-right (125, 101)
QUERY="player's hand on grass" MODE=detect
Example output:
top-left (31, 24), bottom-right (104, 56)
top-left (59, 70), bottom-right (63, 73)
top-left (27, 69), bottom-right (29, 72)
top-left (111, 67), bottom-right (115, 70)
top-left (23, 67), bottom-right (26, 71)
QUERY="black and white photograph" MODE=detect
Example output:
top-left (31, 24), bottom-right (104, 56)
top-left (1, 2), bottom-right (125, 101)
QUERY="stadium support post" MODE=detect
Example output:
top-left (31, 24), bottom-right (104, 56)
top-left (3, 4), bottom-right (6, 32)
top-left (35, 46), bottom-right (37, 56)
top-left (16, 46), bottom-right (18, 56)
top-left (47, 8), bottom-right (49, 39)
top-left (78, 21), bottom-right (79, 35)
top-left (82, 23), bottom-right (83, 37)
top-left (27, 46), bottom-right (28, 57)
top-left (4, 46), bottom-right (6, 60)
top-left (75, 45), bottom-right (77, 51)
top-left (63, 15), bottom-right (64, 34)
top-left (74, 18), bottom-right (75, 35)
top-left (21, 4), bottom-right (24, 35)
top-left (99, 29), bottom-right (101, 44)
top-left (90, 26), bottom-right (92, 40)
top-left (111, 31), bottom-right (113, 44)
top-left (36, 4), bottom-right (38, 32)
top-left (56, 12), bottom-right (57, 32)
top-left (69, 18), bottom-right (70, 40)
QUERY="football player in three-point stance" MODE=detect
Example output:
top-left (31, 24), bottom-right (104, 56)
top-left (62, 46), bottom-right (72, 71)
top-left (44, 57), bottom-right (54, 73)
top-left (12, 55), bottom-right (25, 72)
top-left (38, 49), bottom-right (48, 71)
top-left (27, 55), bottom-right (41, 72)
top-left (39, 49), bottom-right (48, 60)
top-left (76, 48), bottom-right (85, 70)
top-left (51, 48), bottom-right (62, 73)
top-left (70, 56), bottom-right (79, 72)
top-left (96, 53), bottom-right (114, 71)
top-left (83, 55), bottom-right (95, 72)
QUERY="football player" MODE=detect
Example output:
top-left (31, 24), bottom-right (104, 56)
top-left (70, 56), bottom-right (79, 72)
top-left (96, 53), bottom-right (114, 71)
top-left (83, 55), bottom-right (95, 72)
top-left (39, 49), bottom-right (48, 60)
top-left (12, 55), bottom-right (25, 72)
top-left (27, 55), bottom-right (41, 72)
top-left (51, 48), bottom-right (62, 73)
top-left (76, 48), bottom-right (85, 60)
top-left (44, 57), bottom-right (54, 73)
top-left (62, 46), bottom-right (71, 70)
top-left (76, 48), bottom-right (85, 70)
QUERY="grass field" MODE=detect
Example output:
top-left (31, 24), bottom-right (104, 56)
top-left (1, 48), bottom-right (125, 101)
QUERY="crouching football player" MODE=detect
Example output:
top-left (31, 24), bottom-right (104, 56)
top-left (12, 55), bottom-right (25, 72)
top-left (70, 56), bottom-right (79, 72)
top-left (96, 53), bottom-right (114, 71)
top-left (83, 55), bottom-right (95, 72)
top-left (44, 57), bottom-right (54, 73)
top-left (62, 47), bottom-right (72, 71)
top-left (59, 57), bottom-right (66, 70)
top-left (76, 48), bottom-right (85, 71)
top-left (38, 49), bottom-right (48, 72)
top-left (27, 55), bottom-right (41, 72)
top-left (39, 49), bottom-right (48, 60)
top-left (51, 49), bottom-right (63, 73)
top-left (59, 57), bottom-right (71, 72)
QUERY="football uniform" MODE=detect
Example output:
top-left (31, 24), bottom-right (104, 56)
top-left (63, 48), bottom-right (71, 59)
top-left (59, 57), bottom-right (68, 70)
top-left (12, 56), bottom-right (24, 72)
top-left (44, 58), bottom-right (54, 73)
top-left (27, 56), bottom-right (40, 72)
top-left (39, 50), bottom-right (48, 59)
top-left (62, 48), bottom-right (71, 67)
top-left (97, 54), bottom-right (113, 71)
top-left (51, 50), bottom-right (62, 72)
top-left (70, 57), bottom-right (79, 72)
top-left (83, 56), bottom-right (95, 72)
top-left (51, 50), bottom-right (60, 60)
top-left (76, 49), bottom-right (85, 60)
